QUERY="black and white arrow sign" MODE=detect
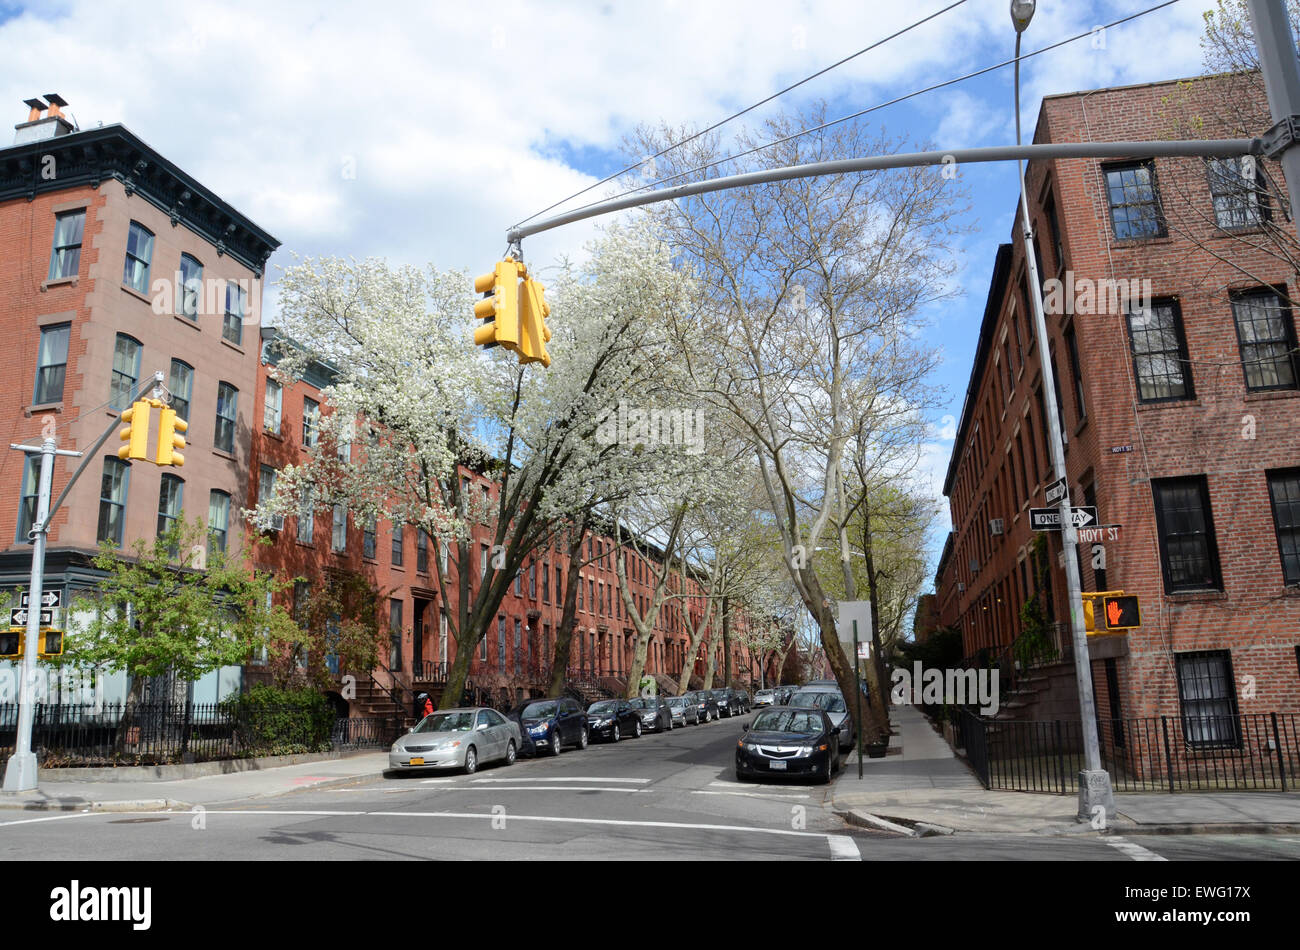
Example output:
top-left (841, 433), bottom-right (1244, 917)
top-left (19, 590), bottom-right (61, 609)
top-left (1030, 506), bottom-right (1098, 531)
top-left (10, 607), bottom-right (54, 626)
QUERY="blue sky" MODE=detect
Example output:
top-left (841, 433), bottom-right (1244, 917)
top-left (4, 0), bottom-right (1229, 576)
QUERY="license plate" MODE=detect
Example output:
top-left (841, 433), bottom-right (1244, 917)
top-left (409, 757), bottom-right (424, 766)
top-left (769, 760), bottom-right (786, 771)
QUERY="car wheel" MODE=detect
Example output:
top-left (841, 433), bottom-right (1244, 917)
top-left (505, 740), bottom-right (517, 766)
top-left (666, 717), bottom-right (672, 731)
top-left (464, 746), bottom-right (478, 775)
top-left (578, 727), bottom-right (589, 750)
top-left (819, 755), bottom-right (834, 785)
top-left (612, 724), bottom-right (621, 743)
top-left (634, 720), bottom-right (642, 738)
top-left (550, 731), bottom-right (563, 756)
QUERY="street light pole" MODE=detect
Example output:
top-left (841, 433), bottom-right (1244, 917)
top-left (1011, 0), bottom-right (1114, 821)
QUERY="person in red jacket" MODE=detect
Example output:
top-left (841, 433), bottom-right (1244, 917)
top-left (417, 693), bottom-right (434, 719)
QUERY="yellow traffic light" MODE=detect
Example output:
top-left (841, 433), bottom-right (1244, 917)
top-left (517, 278), bottom-right (552, 367)
top-left (156, 407), bottom-right (187, 467)
top-left (37, 629), bottom-right (63, 658)
top-left (117, 399), bottom-right (151, 461)
top-left (0, 627), bottom-right (21, 659)
top-left (1082, 598), bottom-right (1095, 633)
top-left (472, 258), bottom-right (525, 353)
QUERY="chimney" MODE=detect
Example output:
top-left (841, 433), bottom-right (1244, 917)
top-left (14, 94), bottom-right (75, 145)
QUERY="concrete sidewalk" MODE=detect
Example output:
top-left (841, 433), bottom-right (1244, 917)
top-left (0, 751), bottom-right (389, 812)
top-left (831, 705), bottom-right (1300, 836)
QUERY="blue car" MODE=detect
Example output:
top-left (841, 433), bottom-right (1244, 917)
top-left (506, 696), bottom-right (589, 756)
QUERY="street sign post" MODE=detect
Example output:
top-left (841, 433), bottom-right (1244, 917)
top-left (1029, 506), bottom-right (1097, 530)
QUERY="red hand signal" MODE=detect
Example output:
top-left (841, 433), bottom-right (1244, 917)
top-left (1107, 599), bottom-right (1123, 627)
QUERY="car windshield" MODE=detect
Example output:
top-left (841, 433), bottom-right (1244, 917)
top-left (752, 710), bottom-right (822, 733)
top-left (789, 692), bottom-right (834, 708)
top-left (666, 698), bottom-right (686, 707)
top-left (413, 712), bottom-right (475, 733)
top-left (821, 695), bottom-right (847, 713)
top-left (589, 701), bottom-right (616, 715)
top-left (521, 701), bottom-right (558, 719)
top-left (627, 698), bottom-right (650, 709)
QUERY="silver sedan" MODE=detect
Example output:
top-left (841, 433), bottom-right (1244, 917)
top-left (387, 707), bottom-right (521, 775)
top-left (665, 696), bottom-right (701, 726)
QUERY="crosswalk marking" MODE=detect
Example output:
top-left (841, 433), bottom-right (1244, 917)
top-left (472, 776), bottom-right (651, 784)
top-left (1105, 837), bottom-right (1168, 861)
top-left (828, 836), bottom-right (861, 860)
top-left (692, 790), bottom-right (810, 801)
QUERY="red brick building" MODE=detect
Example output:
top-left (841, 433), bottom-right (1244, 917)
top-left (938, 72), bottom-right (1300, 735)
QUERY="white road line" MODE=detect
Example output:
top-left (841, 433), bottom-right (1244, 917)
top-left (0, 811), bottom-right (96, 828)
top-left (455, 786), bottom-right (648, 793)
top-left (707, 781), bottom-right (807, 795)
top-left (828, 836), bottom-right (861, 861)
top-left (174, 808), bottom-right (846, 844)
top-left (1105, 837), bottom-right (1168, 861)
top-left (472, 776), bottom-right (651, 784)
top-left (692, 791), bottom-right (810, 801)
top-left (419, 778), bottom-right (460, 785)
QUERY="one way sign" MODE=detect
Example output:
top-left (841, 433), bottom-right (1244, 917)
top-left (1030, 506), bottom-right (1098, 531)
top-left (19, 590), bottom-right (60, 609)
top-left (10, 607), bottom-right (53, 626)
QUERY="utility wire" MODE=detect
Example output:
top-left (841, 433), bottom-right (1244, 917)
top-left (548, 0), bottom-right (1182, 221)
top-left (512, 0), bottom-right (971, 230)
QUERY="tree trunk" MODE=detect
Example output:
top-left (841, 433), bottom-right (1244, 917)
top-left (547, 521), bottom-right (588, 696)
top-left (721, 594), bottom-right (731, 687)
top-left (860, 500), bottom-right (890, 700)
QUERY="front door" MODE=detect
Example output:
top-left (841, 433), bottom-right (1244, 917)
top-left (413, 598), bottom-right (429, 676)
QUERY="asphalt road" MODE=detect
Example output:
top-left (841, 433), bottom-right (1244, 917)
top-left (2, 710), bottom-right (1297, 861)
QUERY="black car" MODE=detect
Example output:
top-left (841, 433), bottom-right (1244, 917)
top-left (735, 690), bottom-right (751, 714)
top-left (507, 696), bottom-right (589, 756)
top-left (586, 698), bottom-right (643, 742)
top-left (736, 706), bottom-right (840, 784)
top-left (687, 690), bottom-right (719, 722)
top-left (712, 688), bottom-right (740, 718)
top-left (628, 696), bottom-right (673, 732)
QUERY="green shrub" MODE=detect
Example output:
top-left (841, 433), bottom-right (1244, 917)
top-left (222, 685), bottom-right (335, 756)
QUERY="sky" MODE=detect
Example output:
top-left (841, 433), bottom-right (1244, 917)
top-left (3, 0), bottom-right (1229, 581)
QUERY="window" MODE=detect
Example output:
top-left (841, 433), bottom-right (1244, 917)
top-left (223, 281), bottom-right (246, 345)
top-left (1065, 325), bottom-right (1085, 421)
top-left (256, 466), bottom-right (282, 531)
top-left (178, 254), bottom-right (203, 319)
top-left (391, 522), bottom-right (404, 567)
top-left (555, 566), bottom-right (563, 604)
top-left (332, 503), bottom-right (347, 552)
top-left (214, 382), bottom-right (238, 453)
top-left (1267, 469), bottom-right (1300, 586)
top-left (578, 575), bottom-right (584, 610)
top-left (481, 544), bottom-right (488, 579)
top-left (97, 458), bottom-right (129, 546)
top-left (1207, 157), bottom-right (1265, 229)
top-left (1175, 651), bottom-right (1241, 748)
top-left (264, 379), bottom-right (282, 434)
top-left (439, 537), bottom-right (448, 573)
top-left (363, 515), bottom-right (376, 559)
top-left (168, 360), bottom-right (193, 422)
top-left (1045, 190), bottom-right (1064, 272)
top-left (302, 397), bottom-right (320, 447)
top-left (542, 562), bottom-right (550, 603)
top-left (1231, 290), bottom-right (1297, 392)
top-left (297, 486), bottom-right (314, 544)
top-left (48, 210), bottom-right (84, 280)
top-left (528, 562), bottom-right (536, 599)
top-left (208, 490), bottom-right (230, 554)
top-left (123, 222), bottom-right (154, 293)
top-left (336, 421), bottom-right (352, 462)
top-left (16, 457), bottom-right (39, 542)
top-left (514, 569), bottom-right (522, 596)
top-left (110, 334), bottom-right (142, 411)
top-left (293, 580), bottom-right (311, 624)
top-left (1152, 476), bottom-right (1222, 592)
top-left (33, 324), bottom-right (70, 405)
top-left (479, 626), bottom-right (488, 662)
top-left (417, 529), bottom-right (429, 573)
top-left (498, 616), bottom-right (507, 668)
top-left (157, 473), bottom-right (184, 540)
top-left (1126, 299), bottom-right (1192, 402)
top-left (1103, 161), bottom-right (1164, 240)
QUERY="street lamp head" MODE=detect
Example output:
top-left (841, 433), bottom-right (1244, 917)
top-left (1010, 0), bottom-right (1035, 33)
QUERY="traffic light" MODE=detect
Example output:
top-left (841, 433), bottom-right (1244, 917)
top-left (37, 629), bottom-right (63, 658)
top-left (472, 259), bottom-right (524, 353)
top-left (156, 406), bottom-right (187, 467)
top-left (0, 628), bottom-right (21, 659)
top-left (1082, 597), bottom-right (1095, 633)
top-left (117, 399), bottom-right (151, 461)
top-left (1102, 595), bottom-right (1141, 630)
top-left (517, 277), bottom-right (552, 367)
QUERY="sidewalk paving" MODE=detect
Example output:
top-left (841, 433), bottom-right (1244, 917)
top-left (831, 705), bottom-right (1300, 836)
top-left (0, 751), bottom-right (389, 812)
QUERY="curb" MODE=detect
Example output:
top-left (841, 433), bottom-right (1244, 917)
top-left (0, 798), bottom-right (192, 814)
top-left (1118, 821), bottom-right (1300, 837)
top-left (834, 807), bottom-right (917, 837)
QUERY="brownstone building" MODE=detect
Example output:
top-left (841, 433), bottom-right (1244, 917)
top-left (939, 71), bottom-right (1300, 736)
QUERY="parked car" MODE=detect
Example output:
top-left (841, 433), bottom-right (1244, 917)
top-left (688, 690), bottom-right (719, 722)
top-left (735, 706), bottom-right (840, 784)
top-left (735, 690), bottom-right (751, 713)
top-left (628, 696), bottom-right (673, 732)
top-left (753, 689), bottom-right (776, 708)
top-left (586, 698), bottom-right (643, 742)
top-left (388, 707), bottom-right (520, 775)
top-left (506, 696), bottom-right (589, 756)
top-left (712, 687), bottom-right (740, 718)
top-left (665, 695), bottom-right (701, 727)
top-left (788, 689), bottom-right (854, 752)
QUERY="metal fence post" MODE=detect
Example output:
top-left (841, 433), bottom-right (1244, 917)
top-left (1272, 712), bottom-right (1287, 793)
top-left (1161, 715), bottom-right (1175, 794)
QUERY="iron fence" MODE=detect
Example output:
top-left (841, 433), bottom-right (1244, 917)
top-left (330, 716), bottom-right (401, 749)
top-left (955, 708), bottom-right (1299, 793)
top-left (0, 702), bottom-right (393, 767)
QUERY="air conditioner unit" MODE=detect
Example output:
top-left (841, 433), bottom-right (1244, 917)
top-left (989, 518), bottom-right (1005, 536)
